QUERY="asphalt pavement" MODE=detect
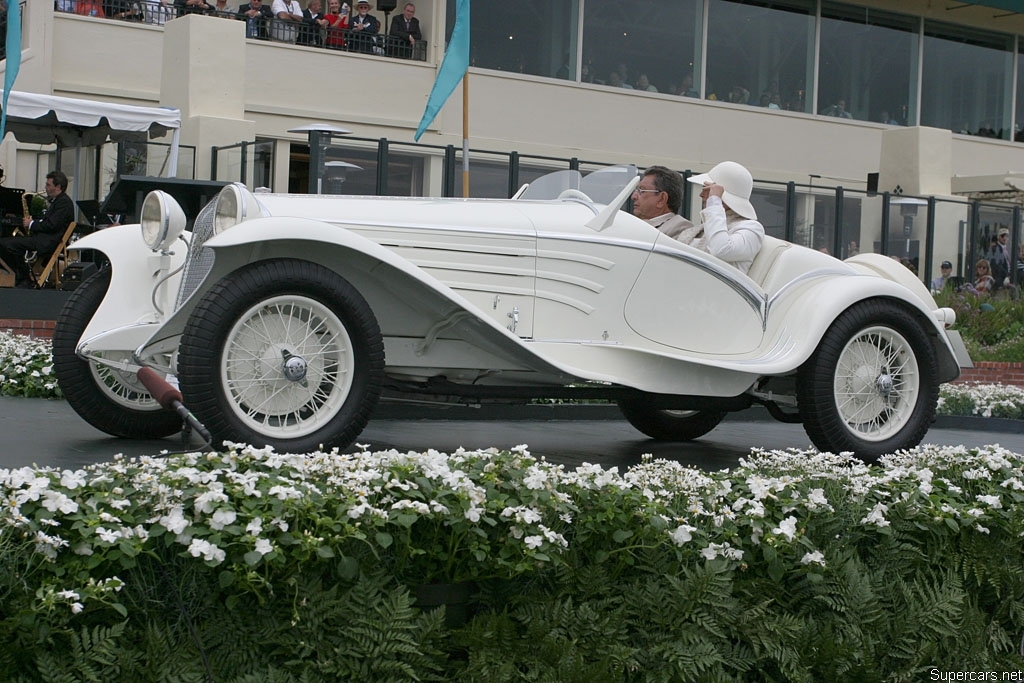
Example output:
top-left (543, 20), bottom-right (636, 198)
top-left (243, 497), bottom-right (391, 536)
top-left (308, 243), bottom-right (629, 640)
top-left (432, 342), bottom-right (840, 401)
top-left (3, 397), bottom-right (1024, 472)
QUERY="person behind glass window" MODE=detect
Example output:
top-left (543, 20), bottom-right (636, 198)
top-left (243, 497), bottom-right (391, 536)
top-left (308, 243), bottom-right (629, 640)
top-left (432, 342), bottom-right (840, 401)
top-left (631, 166), bottom-right (699, 246)
top-left (55, 0), bottom-right (77, 12)
top-left (968, 258), bottom-right (995, 295)
top-left (686, 161), bottom-right (766, 274)
top-left (0, 170), bottom-right (75, 288)
top-left (931, 260), bottom-right (954, 293)
top-left (323, 0), bottom-right (348, 48)
top-left (238, 0), bottom-right (273, 38)
top-left (348, 0), bottom-right (379, 53)
top-left (988, 227), bottom-right (1011, 288)
top-left (635, 73), bottom-right (658, 92)
top-left (388, 3), bottom-right (420, 58)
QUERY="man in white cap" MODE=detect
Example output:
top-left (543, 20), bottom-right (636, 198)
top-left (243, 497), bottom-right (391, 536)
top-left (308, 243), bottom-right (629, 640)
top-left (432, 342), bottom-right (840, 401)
top-left (686, 161), bottom-right (765, 274)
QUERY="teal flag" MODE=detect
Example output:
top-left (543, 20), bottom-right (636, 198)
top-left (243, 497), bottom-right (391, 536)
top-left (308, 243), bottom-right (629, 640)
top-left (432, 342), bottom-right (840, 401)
top-left (1, 0), bottom-right (21, 141)
top-left (414, 0), bottom-right (469, 141)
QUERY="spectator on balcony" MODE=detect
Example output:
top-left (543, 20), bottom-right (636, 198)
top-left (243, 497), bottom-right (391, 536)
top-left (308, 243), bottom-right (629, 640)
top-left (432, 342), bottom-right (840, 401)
top-left (270, 0), bottom-right (304, 40)
top-left (239, 0), bottom-right (273, 38)
top-left (105, 0), bottom-right (144, 20)
top-left (323, 0), bottom-right (349, 49)
top-left (176, 0), bottom-right (213, 15)
top-left (388, 3), bottom-right (420, 59)
top-left (635, 74), bottom-right (658, 93)
top-left (348, 0), bottom-right (379, 51)
top-left (55, 0), bottom-right (77, 11)
top-left (299, 0), bottom-right (328, 46)
top-left (348, 0), bottom-right (380, 54)
top-left (75, 0), bottom-right (106, 17)
top-left (209, 0), bottom-right (236, 15)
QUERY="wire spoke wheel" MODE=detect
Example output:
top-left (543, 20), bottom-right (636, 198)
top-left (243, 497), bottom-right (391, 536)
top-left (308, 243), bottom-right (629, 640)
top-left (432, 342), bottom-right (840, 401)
top-left (797, 300), bottom-right (938, 462)
top-left (221, 296), bottom-right (354, 439)
top-left (178, 259), bottom-right (384, 453)
top-left (833, 326), bottom-right (919, 441)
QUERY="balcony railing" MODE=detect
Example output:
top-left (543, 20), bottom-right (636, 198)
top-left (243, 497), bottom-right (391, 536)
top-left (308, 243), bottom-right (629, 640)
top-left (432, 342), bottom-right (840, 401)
top-left (51, 2), bottom-right (426, 61)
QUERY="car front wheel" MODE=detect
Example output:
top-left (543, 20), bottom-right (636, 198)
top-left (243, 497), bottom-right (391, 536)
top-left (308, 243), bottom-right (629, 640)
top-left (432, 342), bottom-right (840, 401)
top-left (53, 268), bottom-right (183, 439)
top-left (177, 260), bottom-right (384, 453)
top-left (797, 300), bottom-right (938, 462)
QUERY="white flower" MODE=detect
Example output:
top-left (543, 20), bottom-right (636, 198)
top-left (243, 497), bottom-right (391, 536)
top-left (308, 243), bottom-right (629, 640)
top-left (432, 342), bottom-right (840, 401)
top-left (188, 538), bottom-right (226, 564)
top-left (669, 524), bottom-right (696, 546)
top-left (860, 502), bottom-right (890, 528)
top-left (210, 508), bottom-right (237, 530)
top-left (976, 494), bottom-right (1002, 508)
top-left (246, 517), bottom-right (263, 535)
top-left (254, 538), bottom-right (274, 556)
top-left (159, 508), bottom-right (190, 535)
top-left (524, 535), bottom-right (543, 549)
top-left (96, 527), bottom-right (122, 544)
top-left (800, 551), bottom-right (826, 566)
top-left (773, 516), bottom-right (798, 541)
top-left (70, 602), bottom-right (84, 614)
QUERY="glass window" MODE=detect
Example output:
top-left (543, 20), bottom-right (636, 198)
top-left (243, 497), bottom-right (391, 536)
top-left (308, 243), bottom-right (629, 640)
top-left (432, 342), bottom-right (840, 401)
top-left (450, 0), bottom-right (579, 80)
top-left (581, 0), bottom-right (701, 96)
top-left (818, 3), bottom-right (917, 124)
top-left (921, 21), bottom-right (1013, 138)
top-left (1015, 42), bottom-right (1024, 142)
top-left (706, 0), bottom-right (814, 112)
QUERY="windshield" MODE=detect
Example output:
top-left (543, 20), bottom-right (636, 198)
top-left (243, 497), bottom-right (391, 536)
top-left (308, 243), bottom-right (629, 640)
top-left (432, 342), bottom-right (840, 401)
top-left (518, 165), bottom-right (638, 205)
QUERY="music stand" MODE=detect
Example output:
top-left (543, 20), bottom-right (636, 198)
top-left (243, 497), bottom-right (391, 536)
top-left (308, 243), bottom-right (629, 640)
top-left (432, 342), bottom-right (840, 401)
top-left (76, 199), bottom-right (101, 229)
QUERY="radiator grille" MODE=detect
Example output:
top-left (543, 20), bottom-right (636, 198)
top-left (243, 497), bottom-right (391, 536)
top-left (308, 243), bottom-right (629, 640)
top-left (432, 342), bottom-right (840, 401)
top-left (174, 200), bottom-right (218, 311)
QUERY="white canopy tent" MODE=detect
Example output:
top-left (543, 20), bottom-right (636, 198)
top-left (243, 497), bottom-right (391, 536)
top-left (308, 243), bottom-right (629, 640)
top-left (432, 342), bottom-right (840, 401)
top-left (1, 91), bottom-right (182, 174)
top-left (0, 91), bottom-right (182, 224)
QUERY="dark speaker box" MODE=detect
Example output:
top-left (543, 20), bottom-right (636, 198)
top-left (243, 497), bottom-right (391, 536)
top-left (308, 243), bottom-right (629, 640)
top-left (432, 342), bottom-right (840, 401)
top-left (866, 172), bottom-right (879, 196)
top-left (61, 261), bottom-right (98, 291)
top-left (377, 0), bottom-right (397, 11)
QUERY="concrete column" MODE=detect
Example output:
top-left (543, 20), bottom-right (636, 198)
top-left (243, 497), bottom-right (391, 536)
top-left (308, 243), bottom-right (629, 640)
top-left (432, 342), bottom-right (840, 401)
top-left (878, 126), bottom-right (953, 198)
top-left (160, 14), bottom-right (256, 181)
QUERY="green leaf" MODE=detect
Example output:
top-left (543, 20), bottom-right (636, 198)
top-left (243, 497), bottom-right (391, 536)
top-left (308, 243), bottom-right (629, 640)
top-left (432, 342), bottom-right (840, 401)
top-left (316, 545), bottom-right (336, 559)
top-left (376, 532), bottom-right (394, 549)
top-left (612, 529), bottom-right (633, 543)
top-left (219, 570), bottom-right (236, 588)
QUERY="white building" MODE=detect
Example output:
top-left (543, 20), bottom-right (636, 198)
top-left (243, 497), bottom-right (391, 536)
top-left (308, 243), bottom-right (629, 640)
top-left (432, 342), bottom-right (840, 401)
top-left (4, 0), bottom-right (1024, 284)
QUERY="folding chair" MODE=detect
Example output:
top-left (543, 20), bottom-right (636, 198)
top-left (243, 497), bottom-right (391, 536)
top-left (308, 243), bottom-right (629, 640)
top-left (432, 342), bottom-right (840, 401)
top-left (28, 221), bottom-right (77, 289)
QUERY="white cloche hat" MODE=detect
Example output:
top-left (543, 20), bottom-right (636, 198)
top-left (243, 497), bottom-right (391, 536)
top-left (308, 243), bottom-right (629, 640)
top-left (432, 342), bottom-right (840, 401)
top-left (687, 161), bottom-right (757, 220)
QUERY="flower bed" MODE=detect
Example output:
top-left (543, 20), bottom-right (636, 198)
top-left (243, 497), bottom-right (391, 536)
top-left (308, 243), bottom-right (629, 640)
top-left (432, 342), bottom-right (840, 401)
top-left (2, 443), bottom-right (1023, 678)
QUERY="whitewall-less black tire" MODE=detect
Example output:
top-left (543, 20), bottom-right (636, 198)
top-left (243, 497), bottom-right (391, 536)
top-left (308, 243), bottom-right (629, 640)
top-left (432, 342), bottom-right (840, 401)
top-left (177, 259), bottom-right (384, 453)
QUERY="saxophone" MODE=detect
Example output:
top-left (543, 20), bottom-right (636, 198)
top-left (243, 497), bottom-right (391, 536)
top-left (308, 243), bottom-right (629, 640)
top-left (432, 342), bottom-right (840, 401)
top-left (12, 191), bottom-right (28, 237)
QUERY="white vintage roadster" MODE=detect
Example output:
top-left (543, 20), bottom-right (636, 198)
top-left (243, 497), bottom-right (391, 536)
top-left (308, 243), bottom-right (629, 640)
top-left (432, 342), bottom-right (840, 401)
top-left (53, 165), bottom-right (970, 461)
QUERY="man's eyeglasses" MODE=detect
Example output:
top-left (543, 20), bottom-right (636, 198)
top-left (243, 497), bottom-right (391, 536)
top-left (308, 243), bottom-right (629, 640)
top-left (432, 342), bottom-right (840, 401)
top-left (634, 188), bottom-right (661, 195)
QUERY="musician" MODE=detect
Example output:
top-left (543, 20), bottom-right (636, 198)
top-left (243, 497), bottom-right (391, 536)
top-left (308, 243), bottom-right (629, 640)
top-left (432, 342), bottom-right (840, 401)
top-left (0, 170), bottom-right (75, 287)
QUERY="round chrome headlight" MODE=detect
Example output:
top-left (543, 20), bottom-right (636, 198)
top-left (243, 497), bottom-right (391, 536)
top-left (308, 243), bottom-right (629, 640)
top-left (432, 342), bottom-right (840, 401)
top-left (214, 183), bottom-right (263, 235)
top-left (140, 190), bottom-right (186, 252)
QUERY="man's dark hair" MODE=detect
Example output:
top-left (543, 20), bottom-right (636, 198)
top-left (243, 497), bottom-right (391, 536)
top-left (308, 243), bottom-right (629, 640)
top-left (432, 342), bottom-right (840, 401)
top-left (46, 170), bottom-right (68, 192)
top-left (642, 165), bottom-right (684, 214)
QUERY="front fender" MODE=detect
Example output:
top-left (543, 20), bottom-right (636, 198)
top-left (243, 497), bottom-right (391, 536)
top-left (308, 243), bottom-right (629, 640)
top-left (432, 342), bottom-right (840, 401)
top-left (68, 225), bottom-right (190, 355)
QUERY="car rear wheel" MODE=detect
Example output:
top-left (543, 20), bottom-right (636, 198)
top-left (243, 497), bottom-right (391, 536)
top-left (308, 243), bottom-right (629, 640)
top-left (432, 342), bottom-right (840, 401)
top-left (618, 396), bottom-right (727, 441)
top-left (797, 300), bottom-right (938, 462)
top-left (177, 259), bottom-right (384, 453)
top-left (53, 268), bottom-right (182, 439)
